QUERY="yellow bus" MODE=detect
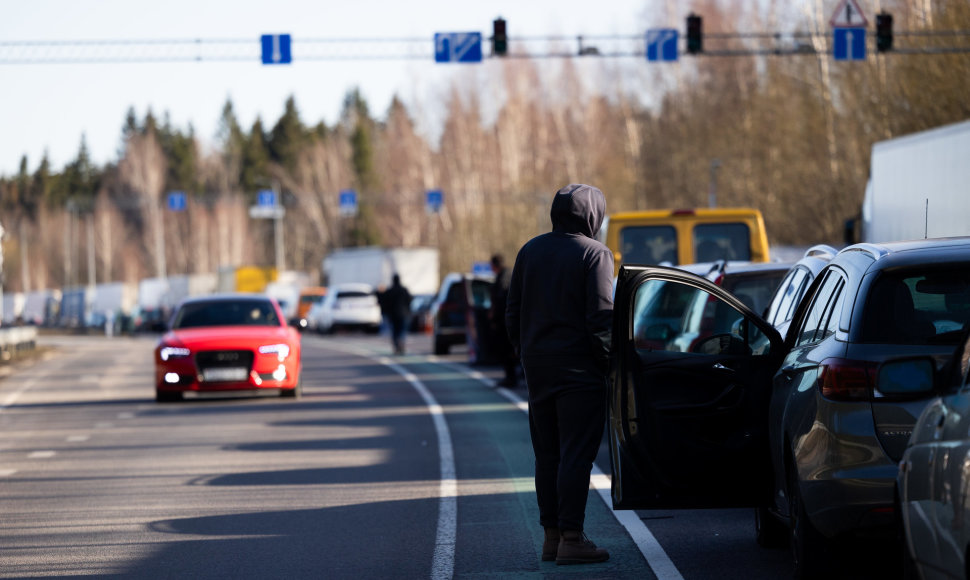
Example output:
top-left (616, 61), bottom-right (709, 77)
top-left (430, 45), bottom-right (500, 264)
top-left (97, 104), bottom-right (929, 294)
top-left (602, 208), bottom-right (770, 273)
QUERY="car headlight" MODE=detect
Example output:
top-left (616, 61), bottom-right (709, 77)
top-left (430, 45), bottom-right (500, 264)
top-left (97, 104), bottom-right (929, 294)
top-left (159, 346), bottom-right (191, 361)
top-left (259, 344), bottom-right (290, 361)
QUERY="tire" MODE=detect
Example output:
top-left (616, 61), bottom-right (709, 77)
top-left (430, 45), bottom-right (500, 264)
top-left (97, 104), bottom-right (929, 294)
top-left (434, 337), bottom-right (449, 355)
top-left (789, 465), bottom-right (831, 579)
top-left (281, 373), bottom-right (302, 399)
top-left (155, 389), bottom-right (182, 403)
top-left (755, 505), bottom-right (789, 549)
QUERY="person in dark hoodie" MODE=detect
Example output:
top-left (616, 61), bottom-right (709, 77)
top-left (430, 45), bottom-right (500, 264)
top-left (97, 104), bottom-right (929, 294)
top-left (506, 184), bottom-right (614, 565)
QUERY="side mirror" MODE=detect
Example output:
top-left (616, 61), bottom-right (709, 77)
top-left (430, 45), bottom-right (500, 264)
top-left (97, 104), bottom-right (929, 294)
top-left (877, 357), bottom-right (936, 397)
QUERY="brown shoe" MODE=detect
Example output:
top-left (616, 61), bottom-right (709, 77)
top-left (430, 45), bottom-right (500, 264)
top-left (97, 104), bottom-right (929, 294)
top-left (556, 529), bottom-right (609, 565)
top-left (541, 527), bottom-right (560, 562)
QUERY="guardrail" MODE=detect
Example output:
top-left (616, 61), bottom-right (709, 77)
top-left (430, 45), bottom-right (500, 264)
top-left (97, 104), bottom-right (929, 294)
top-left (0, 327), bottom-right (37, 361)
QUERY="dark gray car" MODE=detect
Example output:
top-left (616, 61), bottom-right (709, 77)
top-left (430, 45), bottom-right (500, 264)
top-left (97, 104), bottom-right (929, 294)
top-left (609, 237), bottom-right (970, 578)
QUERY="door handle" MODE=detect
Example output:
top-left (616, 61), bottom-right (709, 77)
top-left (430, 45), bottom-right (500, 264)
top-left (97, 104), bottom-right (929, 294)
top-left (713, 362), bottom-right (735, 372)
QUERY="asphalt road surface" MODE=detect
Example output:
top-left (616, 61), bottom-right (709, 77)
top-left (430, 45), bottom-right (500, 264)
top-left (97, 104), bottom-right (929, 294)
top-left (0, 331), bottom-right (806, 579)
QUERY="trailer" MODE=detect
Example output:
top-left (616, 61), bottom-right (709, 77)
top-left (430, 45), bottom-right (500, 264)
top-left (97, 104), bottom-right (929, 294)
top-left (860, 120), bottom-right (970, 243)
top-left (322, 247), bottom-right (440, 296)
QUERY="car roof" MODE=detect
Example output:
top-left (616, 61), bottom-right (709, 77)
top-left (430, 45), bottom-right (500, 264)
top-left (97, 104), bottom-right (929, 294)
top-left (837, 237), bottom-right (970, 271)
top-left (179, 293), bottom-right (273, 305)
top-left (677, 260), bottom-right (793, 279)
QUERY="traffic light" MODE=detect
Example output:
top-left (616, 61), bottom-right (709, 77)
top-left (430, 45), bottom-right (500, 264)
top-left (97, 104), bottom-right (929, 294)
top-left (876, 12), bottom-right (894, 52)
top-left (686, 13), bottom-right (703, 54)
top-left (492, 18), bottom-right (508, 57)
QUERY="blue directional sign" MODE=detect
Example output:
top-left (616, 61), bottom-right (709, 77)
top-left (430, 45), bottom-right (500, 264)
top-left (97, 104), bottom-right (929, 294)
top-left (833, 27), bottom-right (866, 61)
top-left (426, 189), bottom-right (443, 213)
top-left (472, 261), bottom-right (492, 276)
top-left (339, 189), bottom-right (358, 217)
top-left (167, 191), bottom-right (186, 211)
top-left (434, 32), bottom-right (483, 63)
top-left (257, 189), bottom-right (277, 207)
top-left (646, 29), bottom-right (679, 62)
top-left (261, 34), bottom-right (292, 65)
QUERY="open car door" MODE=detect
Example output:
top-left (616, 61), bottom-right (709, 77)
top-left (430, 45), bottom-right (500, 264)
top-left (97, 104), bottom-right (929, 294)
top-left (609, 265), bottom-right (784, 510)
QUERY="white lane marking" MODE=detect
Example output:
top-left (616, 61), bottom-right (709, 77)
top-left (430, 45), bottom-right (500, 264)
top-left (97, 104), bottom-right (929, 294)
top-left (438, 359), bottom-right (684, 580)
top-left (66, 435), bottom-right (90, 442)
top-left (0, 469), bottom-right (17, 476)
top-left (94, 422), bottom-right (114, 429)
top-left (28, 450), bottom-right (56, 459)
top-left (116, 412), bottom-right (134, 419)
top-left (323, 342), bottom-right (456, 580)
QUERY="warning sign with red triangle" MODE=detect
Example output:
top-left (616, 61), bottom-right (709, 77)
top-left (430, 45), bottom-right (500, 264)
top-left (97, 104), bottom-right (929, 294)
top-left (830, 0), bottom-right (869, 27)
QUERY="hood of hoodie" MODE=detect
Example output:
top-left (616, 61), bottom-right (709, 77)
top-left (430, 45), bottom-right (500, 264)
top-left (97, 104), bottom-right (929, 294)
top-left (550, 184), bottom-right (606, 239)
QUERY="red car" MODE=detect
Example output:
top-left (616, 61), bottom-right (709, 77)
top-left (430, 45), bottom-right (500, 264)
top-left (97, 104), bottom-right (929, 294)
top-left (154, 294), bottom-right (302, 402)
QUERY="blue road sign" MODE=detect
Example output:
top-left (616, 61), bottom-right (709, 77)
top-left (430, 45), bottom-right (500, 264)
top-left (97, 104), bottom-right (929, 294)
top-left (339, 189), bottom-right (358, 217)
top-left (646, 29), bottom-right (679, 62)
top-left (257, 189), bottom-right (277, 207)
top-left (167, 191), bottom-right (186, 211)
top-left (833, 27), bottom-right (866, 61)
top-left (434, 32), bottom-right (483, 63)
top-left (261, 34), bottom-right (292, 65)
top-left (426, 189), bottom-right (443, 213)
top-left (472, 261), bottom-right (492, 276)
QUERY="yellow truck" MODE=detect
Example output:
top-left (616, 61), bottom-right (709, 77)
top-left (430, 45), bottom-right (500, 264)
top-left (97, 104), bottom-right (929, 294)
top-left (602, 208), bottom-right (770, 273)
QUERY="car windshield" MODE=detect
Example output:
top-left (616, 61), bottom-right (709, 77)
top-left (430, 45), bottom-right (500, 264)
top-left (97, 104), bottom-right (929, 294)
top-left (171, 299), bottom-right (281, 329)
top-left (861, 267), bottom-right (970, 344)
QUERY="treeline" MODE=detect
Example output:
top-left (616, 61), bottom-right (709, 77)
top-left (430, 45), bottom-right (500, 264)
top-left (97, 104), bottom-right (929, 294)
top-left (2, 0), bottom-right (970, 293)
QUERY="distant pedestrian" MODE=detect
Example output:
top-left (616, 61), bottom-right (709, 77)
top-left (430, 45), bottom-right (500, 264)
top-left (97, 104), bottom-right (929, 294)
top-left (380, 274), bottom-right (413, 355)
top-left (489, 253), bottom-right (518, 387)
top-left (506, 184), bottom-right (614, 566)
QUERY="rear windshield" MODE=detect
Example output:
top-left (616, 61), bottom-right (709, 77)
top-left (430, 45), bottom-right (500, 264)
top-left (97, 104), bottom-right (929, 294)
top-left (693, 223), bottom-right (751, 263)
top-left (620, 225), bottom-right (678, 266)
top-left (722, 270), bottom-right (788, 315)
top-left (172, 299), bottom-right (280, 329)
top-left (861, 267), bottom-right (970, 344)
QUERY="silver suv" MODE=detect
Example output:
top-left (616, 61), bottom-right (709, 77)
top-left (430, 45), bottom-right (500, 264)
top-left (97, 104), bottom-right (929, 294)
top-left (608, 237), bottom-right (970, 578)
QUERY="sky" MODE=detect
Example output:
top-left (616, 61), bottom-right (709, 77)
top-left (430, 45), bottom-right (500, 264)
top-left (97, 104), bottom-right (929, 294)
top-left (0, 0), bottom-right (655, 176)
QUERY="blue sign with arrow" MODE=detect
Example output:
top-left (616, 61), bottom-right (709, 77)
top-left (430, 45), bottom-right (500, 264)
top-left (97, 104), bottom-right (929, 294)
top-left (167, 191), bottom-right (186, 211)
top-left (833, 27), bottom-right (866, 61)
top-left (434, 32), bottom-right (483, 63)
top-left (646, 29), bottom-right (679, 62)
top-left (261, 34), bottom-right (292, 65)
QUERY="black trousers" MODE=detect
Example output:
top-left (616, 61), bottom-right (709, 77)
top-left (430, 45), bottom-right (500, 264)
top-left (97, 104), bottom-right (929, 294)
top-left (524, 362), bottom-right (606, 532)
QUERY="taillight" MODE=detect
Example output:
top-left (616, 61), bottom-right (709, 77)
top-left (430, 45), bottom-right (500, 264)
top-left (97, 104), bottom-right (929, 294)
top-left (818, 358), bottom-right (877, 401)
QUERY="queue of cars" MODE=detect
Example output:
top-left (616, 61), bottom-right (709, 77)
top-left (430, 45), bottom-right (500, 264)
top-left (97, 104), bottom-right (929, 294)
top-left (610, 237), bottom-right (970, 578)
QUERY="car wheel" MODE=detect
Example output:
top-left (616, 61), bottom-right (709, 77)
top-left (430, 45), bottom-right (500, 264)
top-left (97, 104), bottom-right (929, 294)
top-left (155, 389), bottom-right (182, 403)
top-left (434, 337), bottom-right (449, 355)
top-left (755, 505), bottom-right (788, 549)
top-left (281, 373), bottom-right (302, 399)
top-left (789, 465), bottom-right (831, 579)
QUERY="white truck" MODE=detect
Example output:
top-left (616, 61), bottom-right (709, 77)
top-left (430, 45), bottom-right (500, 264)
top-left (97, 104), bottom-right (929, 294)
top-left (322, 247), bottom-right (440, 296)
top-left (860, 119), bottom-right (970, 243)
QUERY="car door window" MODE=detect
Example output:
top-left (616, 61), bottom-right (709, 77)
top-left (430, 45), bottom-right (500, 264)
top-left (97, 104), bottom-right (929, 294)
top-left (633, 278), bottom-right (772, 356)
top-left (795, 272), bottom-right (841, 347)
top-left (767, 267), bottom-right (809, 326)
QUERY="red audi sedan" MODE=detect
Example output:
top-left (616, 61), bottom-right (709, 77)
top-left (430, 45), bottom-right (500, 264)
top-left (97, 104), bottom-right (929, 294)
top-left (154, 294), bottom-right (302, 402)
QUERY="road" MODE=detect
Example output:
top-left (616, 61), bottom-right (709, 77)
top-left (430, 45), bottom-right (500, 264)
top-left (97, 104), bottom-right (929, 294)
top-left (0, 331), bottom-right (796, 579)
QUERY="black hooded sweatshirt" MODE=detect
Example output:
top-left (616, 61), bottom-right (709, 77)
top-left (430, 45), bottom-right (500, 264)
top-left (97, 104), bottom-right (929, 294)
top-left (505, 184), bottom-right (614, 371)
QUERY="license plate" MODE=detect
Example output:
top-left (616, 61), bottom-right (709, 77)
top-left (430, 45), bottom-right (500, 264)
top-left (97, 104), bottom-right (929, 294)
top-left (202, 367), bottom-right (249, 382)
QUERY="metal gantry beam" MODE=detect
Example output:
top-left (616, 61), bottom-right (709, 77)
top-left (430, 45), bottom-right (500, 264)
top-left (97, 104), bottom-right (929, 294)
top-left (1, 31), bottom-right (970, 64)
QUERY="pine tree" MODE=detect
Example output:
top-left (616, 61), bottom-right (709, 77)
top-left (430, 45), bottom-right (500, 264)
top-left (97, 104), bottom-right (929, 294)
top-left (268, 95), bottom-right (305, 173)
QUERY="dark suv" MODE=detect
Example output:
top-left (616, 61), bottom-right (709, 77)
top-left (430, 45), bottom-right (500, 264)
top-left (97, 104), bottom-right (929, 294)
top-left (609, 237), bottom-right (970, 578)
top-left (431, 273), bottom-right (493, 357)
